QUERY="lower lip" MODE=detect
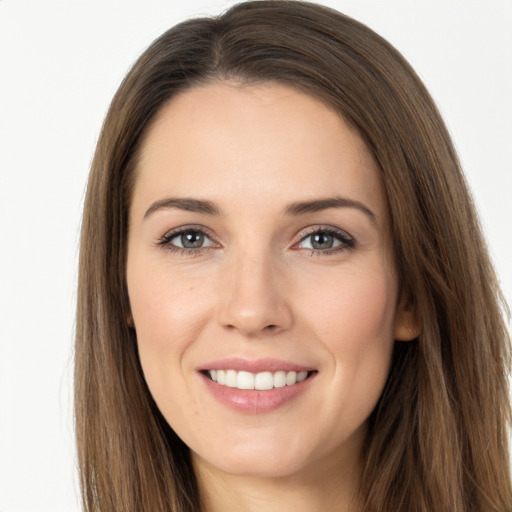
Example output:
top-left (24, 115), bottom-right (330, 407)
top-left (200, 372), bottom-right (316, 413)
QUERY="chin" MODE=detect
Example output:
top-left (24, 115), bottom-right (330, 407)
top-left (195, 449), bottom-right (313, 479)
top-left (189, 427), bottom-right (337, 481)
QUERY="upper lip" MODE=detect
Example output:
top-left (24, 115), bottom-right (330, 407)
top-left (197, 357), bottom-right (315, 374)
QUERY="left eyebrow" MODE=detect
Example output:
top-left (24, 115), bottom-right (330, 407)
top-left (284, 197), bottom-right (377, 224)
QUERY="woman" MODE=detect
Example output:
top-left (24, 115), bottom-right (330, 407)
top-left (75, 1), bottom-right (512, 510)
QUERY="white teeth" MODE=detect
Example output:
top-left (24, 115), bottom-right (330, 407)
top-left (273, 371), bottom-right (287, 388)
top-left (225, 369), bottom-right (237, 387)
top-left (255, 371), bottom-right (274, 390)
top-left (297, 371), bottom-right (308, 382)
top-left (207, 369), bottom-right (311, 390)
top-left (237, 371), bottom-right (255, 390)
top-left (286, 371), bottom-right (297, 385)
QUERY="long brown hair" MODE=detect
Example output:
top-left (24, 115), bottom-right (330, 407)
top-left (75, 1), bottom-right (512, 510)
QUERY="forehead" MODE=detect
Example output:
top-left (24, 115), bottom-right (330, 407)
top-left (133, 81), bottom-right (385, 219)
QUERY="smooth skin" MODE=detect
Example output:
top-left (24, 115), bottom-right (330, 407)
top-left (126, 81), bottom-right (419, 512)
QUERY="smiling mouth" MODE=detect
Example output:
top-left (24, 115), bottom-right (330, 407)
top-left (204, 369), bottom-right (316, 390)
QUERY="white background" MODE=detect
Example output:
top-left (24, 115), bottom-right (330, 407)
top-left (0, 1), bottom-right (510, 510)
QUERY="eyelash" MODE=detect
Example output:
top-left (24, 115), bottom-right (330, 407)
top-left (294, 226), bottom-right (355, 255)
top-left (156, 225), bottom-right (355, 256)
top-left (156, 225), bottom-right (218, 256)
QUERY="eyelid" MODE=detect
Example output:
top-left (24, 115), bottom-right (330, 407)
top-left (292, 225), bottom-right (355, 252)
top-left (155, 224), bottom-right (355, 255)
top-left (156, 224), bottom-right (220, 251)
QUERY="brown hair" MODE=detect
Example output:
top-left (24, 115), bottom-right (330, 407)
top-left (75, 1), bottom-right (512, 510)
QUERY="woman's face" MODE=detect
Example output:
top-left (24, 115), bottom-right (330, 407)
top-left (126, 81), bottom-right (415, 481)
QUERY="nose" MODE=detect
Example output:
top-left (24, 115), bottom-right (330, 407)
top-left (217, 249), bottom-right (293, 337)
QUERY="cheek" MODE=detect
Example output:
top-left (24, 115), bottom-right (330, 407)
top-left (129, 254), bottom-right (210, 328)
top-left (304, 266), bottom-right (397, 347)
top-left (300, 268), bottom-right (397, 424)
top-left (335, 275), bottom-right (396, 376)
top-left (126, 261), bottom-right (212, 384)
top-left (127, 270), bottom-right (217, 432)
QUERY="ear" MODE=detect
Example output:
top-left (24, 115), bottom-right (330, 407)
top-left (126, 312), bottom-right (135, 328)
top-left (394, 304), bottom-right (421, 341)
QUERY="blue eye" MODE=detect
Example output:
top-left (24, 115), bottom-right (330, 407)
top-left (157, 226), bottom-right (354, 255)
top-left (174, 231), bottom-right (213, 249)
top-left (297, 228), bottom-right (354, 253)
top-left (158, 228), bottom-right (215, 251)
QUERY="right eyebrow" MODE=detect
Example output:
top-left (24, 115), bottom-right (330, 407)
top-left (143, 197), bottom-right (221, 219)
